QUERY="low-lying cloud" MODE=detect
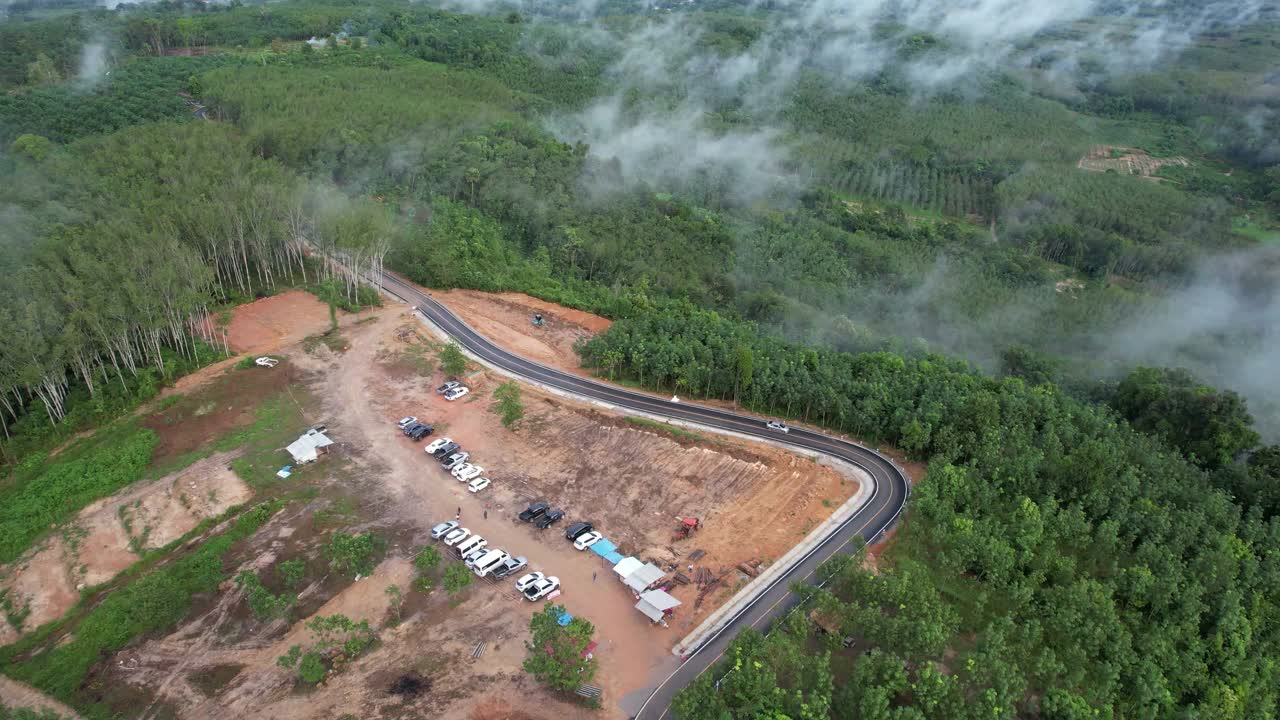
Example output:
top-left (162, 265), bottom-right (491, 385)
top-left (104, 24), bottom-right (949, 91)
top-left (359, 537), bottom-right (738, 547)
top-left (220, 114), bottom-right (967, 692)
top-left (76, 40), bottom-right (108, 83)
top-left (551, 97), bottom-right (789, 202)
top-left (1104, 246), bottom-right (1280, 439)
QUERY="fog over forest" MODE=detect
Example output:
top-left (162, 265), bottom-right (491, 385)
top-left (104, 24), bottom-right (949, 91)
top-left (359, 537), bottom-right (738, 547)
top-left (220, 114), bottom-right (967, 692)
top-left (497, 0), bottom-right (1280, 437)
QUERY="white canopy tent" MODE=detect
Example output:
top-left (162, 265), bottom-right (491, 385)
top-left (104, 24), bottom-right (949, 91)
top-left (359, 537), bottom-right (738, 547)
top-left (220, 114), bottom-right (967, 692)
top-left (612, 557), bottom-right (643, 581)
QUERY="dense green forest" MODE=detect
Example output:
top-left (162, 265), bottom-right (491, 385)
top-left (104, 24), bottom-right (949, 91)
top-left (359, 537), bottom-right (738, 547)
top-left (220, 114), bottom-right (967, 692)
top-left (0, 119), bottom-right (390, 448)
top-left (580, 302), bottom-right (1280, 718)
top-left (1, 0), bottom-right (1280, 716)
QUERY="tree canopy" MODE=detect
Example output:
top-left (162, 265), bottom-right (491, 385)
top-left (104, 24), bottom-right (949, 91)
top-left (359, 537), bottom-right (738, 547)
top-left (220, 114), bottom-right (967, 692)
top-left (1111, 366), bottom-right (1260, 470)
top-left (523, 603), bottom-right (597, 693)
top-left (580, 302), bottom-right (1280, 718)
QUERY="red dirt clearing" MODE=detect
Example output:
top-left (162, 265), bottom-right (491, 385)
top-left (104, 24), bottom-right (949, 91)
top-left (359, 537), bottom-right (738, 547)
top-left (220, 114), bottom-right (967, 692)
top-left (223, 291), bottom-right (335, 354)
top-left (428, 288), bottom-right (610, 375)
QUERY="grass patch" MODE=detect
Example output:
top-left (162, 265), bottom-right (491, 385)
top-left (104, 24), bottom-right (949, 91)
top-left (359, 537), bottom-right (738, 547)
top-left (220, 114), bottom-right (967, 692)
top-left (0, 589), bottom-right (32, 632)
top-left (1232, 214), bottom-right (1280, 244)
top-left (0, 702), bottom-right (74, 719)
top-left (0, 501), bottom-right (282, 716)
top-left (0, 424), bottom-right (157, 565)
top-left (221, 395), bottom-right (310, 488)
top-left (313, 497), bottom-right (358, 527)
top-left (302, 331), bottom-right (348, 354)
top-left (147, 375), bottom-right (311, 480)
top-left (400, 342), bottom-right (437, 375)
top-left (625, 416), bottom-right (707, 442)
top-left (154, 394), bottom-right (184, 412)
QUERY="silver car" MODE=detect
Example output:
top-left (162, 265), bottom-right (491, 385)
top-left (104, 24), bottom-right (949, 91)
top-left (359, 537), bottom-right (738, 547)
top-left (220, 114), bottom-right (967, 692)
top-left (430, 520), bottom-right (459, 539)
top-left (441, 451), bottom-right (470, 470)
top-left (492, 555), bottom-right (527, 579)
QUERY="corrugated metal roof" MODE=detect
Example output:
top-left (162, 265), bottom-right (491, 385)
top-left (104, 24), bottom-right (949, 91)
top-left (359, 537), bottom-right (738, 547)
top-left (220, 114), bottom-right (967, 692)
top-left (640, 589), bottom-right (681, 611)
top-left (623, 563), bottom-right (664, 593)
top-left (635, 589), bottom-right (681, 622)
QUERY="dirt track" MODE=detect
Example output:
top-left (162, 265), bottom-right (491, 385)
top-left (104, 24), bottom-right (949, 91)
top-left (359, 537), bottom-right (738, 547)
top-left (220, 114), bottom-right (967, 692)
top-left (0, 675), bottom-right (82, 718)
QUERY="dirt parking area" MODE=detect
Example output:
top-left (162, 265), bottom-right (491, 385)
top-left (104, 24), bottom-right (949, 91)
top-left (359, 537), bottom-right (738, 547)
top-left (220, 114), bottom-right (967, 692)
top-left (240, 306), bottom-right (856, 713)
top-left (430, 392), bottom-right (860, 634)
top-left (0, 452), bottom-right (251, 645)
top-left (64, 290), bottom-right (864, 720)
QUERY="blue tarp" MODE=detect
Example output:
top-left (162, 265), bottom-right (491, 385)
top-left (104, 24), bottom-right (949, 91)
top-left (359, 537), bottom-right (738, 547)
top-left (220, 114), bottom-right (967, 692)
top-left (603, 551), bottom-right (625, 565)
top-left (557, 611), bottom-right (573, 627)
top-left (590, 538), bottom-right (618, 558)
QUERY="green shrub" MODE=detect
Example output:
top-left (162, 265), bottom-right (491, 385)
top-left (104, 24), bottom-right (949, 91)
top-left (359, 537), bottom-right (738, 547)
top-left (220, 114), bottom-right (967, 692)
top-left (325, 531), bottom-right (384, 578)
top-left (493, 382), bottom-right (525, 428)
top-left (298, 651), bottom-right (326, 684)
top-left (276, 645), bottom-right (302, 668)
top-left (443, 563), bottom-right (472, 595)
top-left (277, 558), bottom-right (307, 590)
top-left (235, 571), bottom-right (294, 621)
top-left (412, 545), bottom-right (441, 572)
top-left (438, 342), bottom-right (467, 377)
top-left (279, 614), bottom-right (377, 684)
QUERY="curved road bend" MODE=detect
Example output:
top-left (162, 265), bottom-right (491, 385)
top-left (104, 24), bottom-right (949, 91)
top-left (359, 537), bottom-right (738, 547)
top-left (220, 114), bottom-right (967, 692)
top-left (378, 271), bottom-right (910, 720)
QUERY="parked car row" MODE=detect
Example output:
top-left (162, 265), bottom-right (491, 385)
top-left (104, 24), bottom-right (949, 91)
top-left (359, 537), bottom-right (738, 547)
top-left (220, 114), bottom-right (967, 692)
top-left (438, 380), bottom-right (470, 401)
top-left (430, 519), bottom-right (556, 600)
top-left (424, 436), bottom-right (491, 493)
top-left (517, 502), bottom-right (601, 549)
top-left (397, 415), bottom-right (435, 441)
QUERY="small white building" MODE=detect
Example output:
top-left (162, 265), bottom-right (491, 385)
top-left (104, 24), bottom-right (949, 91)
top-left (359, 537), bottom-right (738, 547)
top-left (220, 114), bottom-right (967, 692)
top-left (287, 427), bottom-right (333, 464)
top-left (635, 589), bottom-right (681, 624)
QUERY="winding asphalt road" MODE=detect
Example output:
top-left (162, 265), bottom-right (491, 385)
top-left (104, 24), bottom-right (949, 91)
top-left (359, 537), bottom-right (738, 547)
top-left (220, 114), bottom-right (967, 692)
top-left (378, 271), bottom-right (910, 719)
